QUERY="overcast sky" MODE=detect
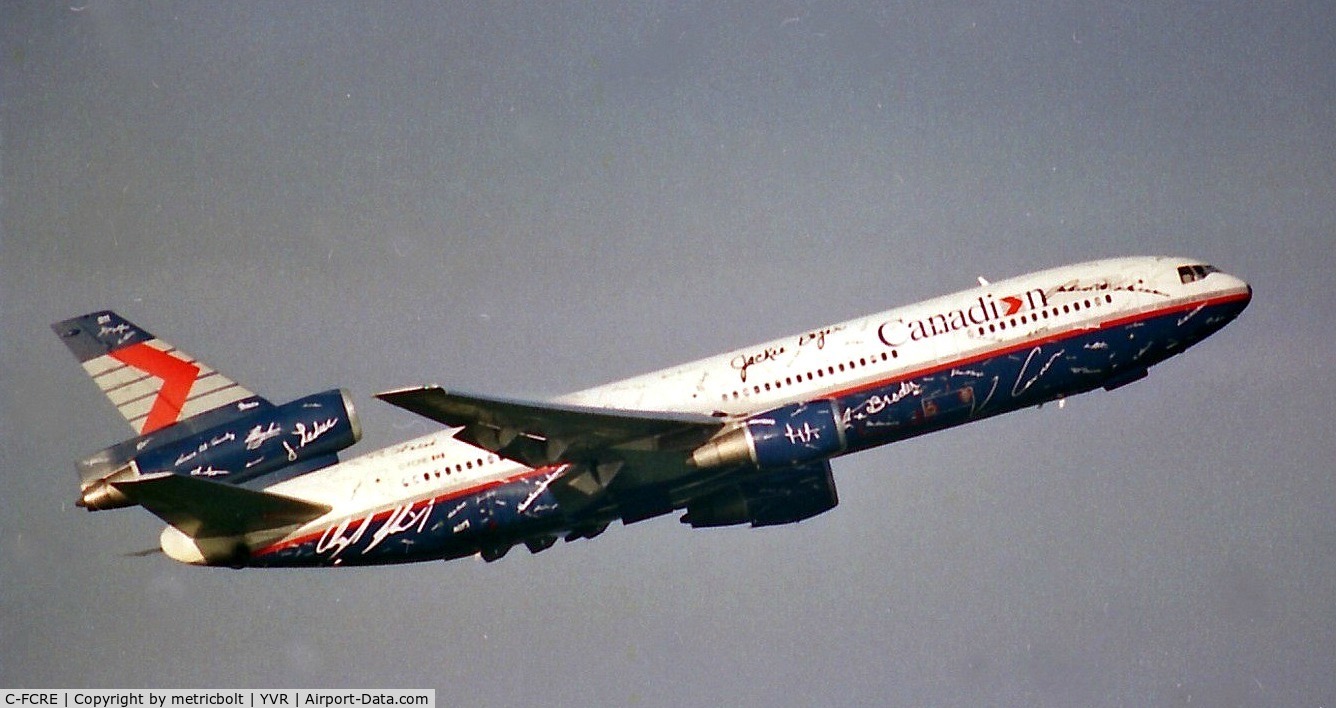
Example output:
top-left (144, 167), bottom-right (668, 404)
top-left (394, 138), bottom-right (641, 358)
top-left (3, 2), bottom-right (1334, 704)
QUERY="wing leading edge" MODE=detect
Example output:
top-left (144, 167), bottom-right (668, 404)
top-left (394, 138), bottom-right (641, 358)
top-left (375, 386), bottom-right (724, 467)
top-left (376, 386), bottom-right (730, 519)
top-left (376, 387), bottom-right (841, 533)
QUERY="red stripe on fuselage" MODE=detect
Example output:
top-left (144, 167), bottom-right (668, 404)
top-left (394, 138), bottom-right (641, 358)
top-left (825, 289), bottom-right (1250, 402)
top-left (251, 289), bottom-right (1249, 560)
top-left (252, 463), bottom-right (568, 557)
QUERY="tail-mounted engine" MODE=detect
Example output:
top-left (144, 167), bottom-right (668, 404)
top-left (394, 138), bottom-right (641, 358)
top-left (78, 389), bottom-right (361, 510)
top-left (689, 399), bottom-right (846, 470)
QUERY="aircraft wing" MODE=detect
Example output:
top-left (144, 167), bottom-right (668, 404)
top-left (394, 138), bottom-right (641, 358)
top-left (375, 386), bottom-right (724, 467)
top-left (112, 472), bottom-right (331, 539)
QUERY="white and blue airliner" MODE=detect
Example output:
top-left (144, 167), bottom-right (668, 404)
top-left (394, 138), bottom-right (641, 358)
top-left (53, 256), bottom-right (1251, 567)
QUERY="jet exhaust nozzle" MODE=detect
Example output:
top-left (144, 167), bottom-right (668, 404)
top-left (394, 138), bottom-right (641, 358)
top-left (77, 480), bottom-right (133, 510)
top-left (76, 463), bottom-right (141, 511)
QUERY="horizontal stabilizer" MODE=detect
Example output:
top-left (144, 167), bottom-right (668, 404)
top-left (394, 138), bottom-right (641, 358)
top-left (112, 473), bottom-right (330, 539)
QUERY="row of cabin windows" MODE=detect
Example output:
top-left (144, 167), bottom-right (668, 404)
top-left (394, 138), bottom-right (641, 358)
top-left (976, 294), bottom-right (1114, 337)
top-left (394, 454), bottom-right (499, 487)
top-left (721, 349), bottom-right (898, 401)
top-left (717, 293), bottom-right (1117, 404)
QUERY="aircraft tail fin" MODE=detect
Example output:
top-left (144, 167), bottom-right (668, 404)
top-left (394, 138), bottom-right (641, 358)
top-left (52, 311), bottom-right (266, 436)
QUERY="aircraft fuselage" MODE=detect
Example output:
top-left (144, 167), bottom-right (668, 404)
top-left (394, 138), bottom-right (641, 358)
top-left (219, 256), bottom-right (1250, 567)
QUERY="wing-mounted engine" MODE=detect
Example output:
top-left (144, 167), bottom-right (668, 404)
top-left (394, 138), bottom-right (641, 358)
top-left (689, 400), bottom-right (847, 470)
top-left (681, 462), bottom-right (839, 528)
top-left (78, 389), bottom-right (361, 510)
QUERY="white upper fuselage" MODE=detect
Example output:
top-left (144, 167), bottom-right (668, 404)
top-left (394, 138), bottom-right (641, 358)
top-left (557, 255), bottom-right (1248, 415)
top-left (266, 256), bottom-right (1250, 526)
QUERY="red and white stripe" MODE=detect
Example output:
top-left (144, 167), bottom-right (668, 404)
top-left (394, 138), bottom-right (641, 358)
top-left (82, 339), bottom-right (254, 435)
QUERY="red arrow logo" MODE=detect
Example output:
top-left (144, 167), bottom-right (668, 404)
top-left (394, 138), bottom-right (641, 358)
top-left (999, 296), bottom-right (1024, 316)
top-left (110, 342), bottom-right (200, 433)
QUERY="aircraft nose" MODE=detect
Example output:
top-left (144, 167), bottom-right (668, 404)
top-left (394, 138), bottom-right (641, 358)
top-left (1235, 278), bottom-right (1253, 305)
top-left (1217, 272), bottom-right (1252, 305)
top-left (1224, 275), bottom-right (1253, 312)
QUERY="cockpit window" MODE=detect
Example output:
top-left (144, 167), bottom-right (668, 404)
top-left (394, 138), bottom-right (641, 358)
top-left (1178, 264), bottom-right (1220, 284)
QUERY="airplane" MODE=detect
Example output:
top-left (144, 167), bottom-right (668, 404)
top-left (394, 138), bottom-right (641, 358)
top-left (52, 256), bottom-right (1251, 568)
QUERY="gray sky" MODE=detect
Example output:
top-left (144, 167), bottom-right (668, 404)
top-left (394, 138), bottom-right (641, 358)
top-left (3, 2), bottom-right (1333, 704)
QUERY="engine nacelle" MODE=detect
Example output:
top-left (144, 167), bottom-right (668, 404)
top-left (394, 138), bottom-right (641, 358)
top-left (690, 400), bottom-right (846, 470)
top-left (78, 389), bottom-right (360, 511)
top-left (132, 388), bottom-right (361, 482)
top-left (682, 462), bottom-right (839, 528)
top-left (159, 525), bottom-right (246, 566)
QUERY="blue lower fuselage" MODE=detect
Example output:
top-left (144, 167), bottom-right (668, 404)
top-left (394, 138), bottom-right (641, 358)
top-left (251, 292), bottom-right (1249, 567)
